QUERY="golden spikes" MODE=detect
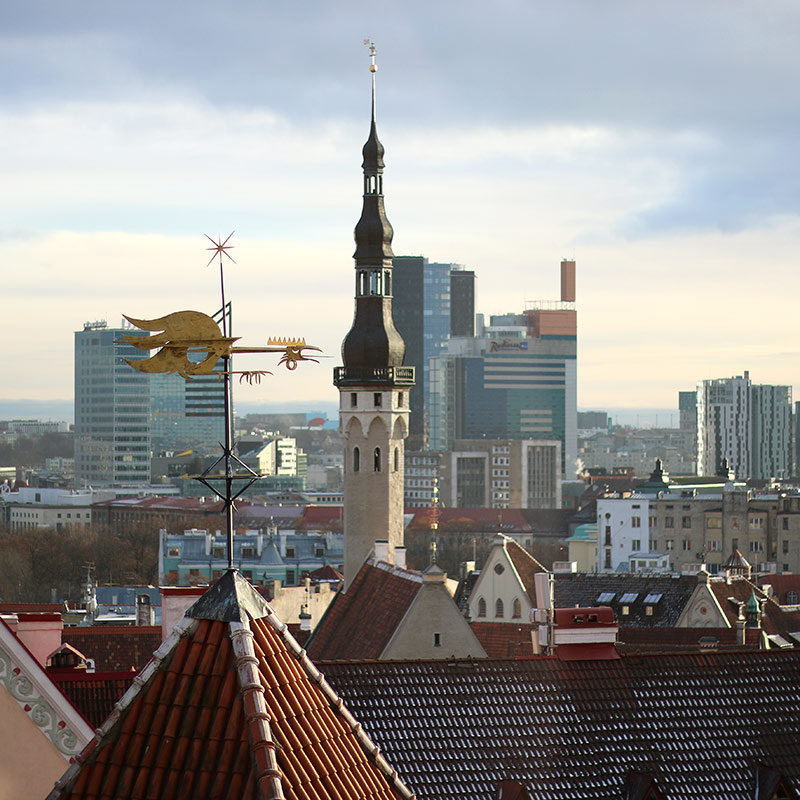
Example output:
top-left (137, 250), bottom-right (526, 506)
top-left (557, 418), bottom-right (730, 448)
top-left (267, 337), bottom-right (307, 347)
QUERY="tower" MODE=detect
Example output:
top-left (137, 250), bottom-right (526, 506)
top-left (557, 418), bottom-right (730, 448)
top-left (334, 44), bottom-right (414, 589)
top-left (74, 320), bottom-right (151, 487)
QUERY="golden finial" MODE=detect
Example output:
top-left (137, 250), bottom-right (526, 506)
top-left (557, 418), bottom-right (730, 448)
top-left (364, 39), bottom-right (377, 72)
top-left (204, 231), bottom-right (236, 267)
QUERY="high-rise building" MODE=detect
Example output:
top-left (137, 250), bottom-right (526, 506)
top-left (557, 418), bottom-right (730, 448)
top-left (333, 50), bottom-right (414, 588)
top-left (74, 320), bottom-right (151, 487)
top-left (150, 366), bottom-right (225, 456)
top-left (697, 373), bottom-right (752, 478)
top-left (428, 260), bottom-right (578, 477)
top-left (392, 257), bottom-right (473, 449)
top-left (751, 384), bottom-right (792, 479)
top-left (697, 372), bottom-right (792, 480)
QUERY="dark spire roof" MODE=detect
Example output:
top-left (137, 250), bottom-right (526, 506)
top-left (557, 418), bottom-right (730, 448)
top-left (336, 45), bottom-right (413, 386)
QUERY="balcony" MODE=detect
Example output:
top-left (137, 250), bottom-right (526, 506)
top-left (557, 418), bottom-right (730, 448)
top-left (334, 366), bottom-right (415, 387)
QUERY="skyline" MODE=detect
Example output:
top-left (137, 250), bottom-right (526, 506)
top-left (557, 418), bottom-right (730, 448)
top-left (4, 1), bottom-right (800, 412)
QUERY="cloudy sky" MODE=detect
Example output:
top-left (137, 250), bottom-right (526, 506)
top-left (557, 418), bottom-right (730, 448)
top-left (3, 0), bottom-right (800, 420)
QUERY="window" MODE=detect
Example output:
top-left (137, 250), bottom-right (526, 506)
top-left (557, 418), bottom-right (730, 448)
top-left (621, 606), bottom-right (630, 616)
top-left (241, 546), bottom-right (255, 558)
top-left (315, 546), bottom-right (325, 557)
top-left (750, 516), bottom-right (764, 529)
top-left (495, 598), bottom-right (504, 619)
top-left (374, 447), bottom-right (381, 472)
top-left (167, 546), bottom-right (180, 557)
top-left (213, 546), bottom-right (225, 559)
top-left (665, 516), bottom-right (674, 528)
top-left (649, 539), bottom-right (657, 551)
top-left (394, 448), bottom-right (399, 472)
top-left (783, 540), bottom-right (790, 555)
top-left (649, 516), bottom-right (657, 527)
top-left (682, 539), bottom-right (691, 552)
top-left (788, 590), bottom-right (798, 604)
top-left (512, 598), bottom-right (521, 619)
top-left (783, 517), bottom-right (789, 531)
top-left (682, 516), bottom-right (692, 529)
top-left (631, 516), bottom-right (641, 528)
top-left (286, 570), bottom-right (295, 585)
top-left (706, 517), bottom-right (721, 529)
top-left (286, 546), bottom-right (296, 558)
top-left (350, 392), bottom-right (357, 408)
top-left (632, 539), bottom-right (641, 552)
top-left (433, 632), bottom-right (441, 647)
top-left (749, 541), bottom-right (764, 553)
top-left (477, 597), bottom-right (486, 618)
top-left (666, 539), bottom-right (675, 551)
top-left (708, 540), bottom-right (722, 552)
top-left (353, 447), bottom-right (360, 473)
top-left (373, 392), bottom-right (382, 407)
top-left (398, 392), bottom-right (404, 408)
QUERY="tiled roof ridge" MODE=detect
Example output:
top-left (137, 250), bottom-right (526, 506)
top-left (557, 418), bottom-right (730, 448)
top-left (258, 599), bottom-right (416, 799)
top-left (46, 615), bottom-right (198, 800)
top-left (502, 537), bottom-right (546, 602)
top-left (229, 621), bottom-right (284, 800)
top-left (370, 557), bottom-right (424, 583)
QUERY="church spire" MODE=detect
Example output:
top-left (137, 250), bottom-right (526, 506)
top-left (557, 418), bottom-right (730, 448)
top-left (337, 42), bottom-right (411, 383)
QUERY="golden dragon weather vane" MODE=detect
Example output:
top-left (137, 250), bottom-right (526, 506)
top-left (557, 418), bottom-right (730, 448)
top-left (121, 232), bottom-right (321, 571)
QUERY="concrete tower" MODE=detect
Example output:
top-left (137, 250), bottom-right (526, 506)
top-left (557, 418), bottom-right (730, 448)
top-left (334, 45), bottom-right (415, 589)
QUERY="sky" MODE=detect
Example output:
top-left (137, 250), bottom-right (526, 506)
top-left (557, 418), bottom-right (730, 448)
top-left (3, 0), bottom-right (800, 420)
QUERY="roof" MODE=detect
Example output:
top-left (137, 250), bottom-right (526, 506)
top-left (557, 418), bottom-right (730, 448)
top-left (504, 538), bottom-right (547, 604)
top-left (470, 622), bottom-right (535, 658)
top-left (706, 575), bottom-right (800, 642)
top-left (48, 570), bottom-right (411, 800)
top-left (321, 651), bottom-right (800, 800)
top-left (51, 672), bottom-right (136, 729)
top-left (553, 573), bottom-right (697, 627)
top-left (407, 508), bottom-right (532, 532)
top-left (306, 559), bottom-right (423, 661)
top-left (0, 617), bottom-right (93, 761)
top-left (309, 565), bottom-right (343, 584)
top-left (61, 626), bottom-right (162, 672)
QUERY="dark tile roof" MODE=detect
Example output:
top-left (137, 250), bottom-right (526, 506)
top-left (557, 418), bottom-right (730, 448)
top-left (471, 622), bottom-right (535, 658)
top-left (49, 575), bottom-right (412, 800)
top-left (306, 560), bottom-right (423, 661)
top-left (617, 627), bottom-right (761, 654)
top-left (61, 626), bottom-right (162, 672)
top-left (321, 651), bottom-right (800, 800)
top-left (51, 672), bottom-right (135, 728)
top-left (408, 508), bottom-right (532, 532)
top-left (553, 573), bottom-right (697, 627)
top-left (518, 508), bottom-right (574, 533)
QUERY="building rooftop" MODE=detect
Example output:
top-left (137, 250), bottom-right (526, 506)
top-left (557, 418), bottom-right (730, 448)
top-left (321, 650), bottom-right (800, 799)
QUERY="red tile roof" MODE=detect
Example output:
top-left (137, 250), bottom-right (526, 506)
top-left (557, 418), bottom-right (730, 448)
top-left (408, 508), bottom-right (532, 532)
top-left (48, 571), bottom-right (412, 800)
top-left (306, 560), bottom-right (423, 661)
top-left (61, 626), bottom-right (162, 672)
top-left (51, 672), bottom-right (136, 729)
top-left (471, 622), bottom-right (535, 658)
top-left (504, 538), bottom-right (546, 604)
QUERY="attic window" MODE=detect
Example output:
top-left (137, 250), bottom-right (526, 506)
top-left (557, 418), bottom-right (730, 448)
top-left (644, 593), bottom-right (663, 604)
top-left (433, 632), bottom-right (441, 647)
top-left (597, 592), bottom-right (615, 604)
top-left (620, 592), bottom-right (638, 604)
top-left (494, 563), bottom-right (505, 575)
top-left (621, 605), bottom-right (630, 615)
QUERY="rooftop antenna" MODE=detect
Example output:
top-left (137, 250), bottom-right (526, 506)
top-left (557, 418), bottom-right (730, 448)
top-left (120, 234), bottom-right (321, 573)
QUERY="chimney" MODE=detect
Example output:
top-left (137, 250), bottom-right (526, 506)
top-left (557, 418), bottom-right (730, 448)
top-left (374, 539), bottom-right (390, 563)
top-left (136, 593), bottom-right (154, 626)
top-left (560, 260), bottom-right (576, 303)
top-left (395, 546), bottom-right (407, 569)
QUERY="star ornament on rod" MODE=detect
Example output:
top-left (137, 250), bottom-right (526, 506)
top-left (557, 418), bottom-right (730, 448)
top-left (205, 231), bottom-right (236, 266)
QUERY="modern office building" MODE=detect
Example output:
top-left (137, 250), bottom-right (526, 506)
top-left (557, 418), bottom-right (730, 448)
top-left (74, 320), bottom-right (151, 487)
top-left (392, 256), bottom-right (474, 449)
top-left (428, 260), bottom-right (577, 477)
top-left (441, 438), bottom-right (562, 509)
top-left (150, 367), bottom-right (225, 456)
top-left (697, 372), bottom-right (792, 480)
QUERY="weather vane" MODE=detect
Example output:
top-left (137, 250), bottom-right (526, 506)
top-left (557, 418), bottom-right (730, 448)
top-left (121, 232), bottom-right (321, 571)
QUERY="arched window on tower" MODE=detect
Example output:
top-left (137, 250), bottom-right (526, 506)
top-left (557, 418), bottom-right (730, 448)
top-left (477, 597), bottom-right (486, 618)
top-left (512, 598), bottom-right (522, 619)
top-left (374, 447), bottom-right (381, 472)
top-left (495, 598), bottom-right (504, 619)
top-left (353, 447), bottom-right (360, 473)
top-left (393, 447), bottom-right (399, 472)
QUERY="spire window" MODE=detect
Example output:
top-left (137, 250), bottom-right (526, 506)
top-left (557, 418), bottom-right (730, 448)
top-left (374, 447), bottom-right (382, 472)
top-left (353, 447), bottom-right (360, 473)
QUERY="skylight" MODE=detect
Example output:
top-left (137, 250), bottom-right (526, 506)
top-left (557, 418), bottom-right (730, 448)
top-left (597, 592), bottom-right (615, 604)
top-left (619, 592), bottom-right (638, 604)
top-left (644, 593), bottom-right (663, 604)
